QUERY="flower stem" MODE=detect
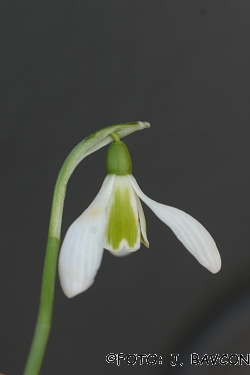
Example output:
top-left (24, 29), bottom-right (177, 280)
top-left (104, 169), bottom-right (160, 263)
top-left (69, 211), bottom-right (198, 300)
top-left (23, 237), bottom-right (60, 375)
top-left (110, 132), bottom-right (120, 142)
top-left (22, 122), bottom-right (150, 375)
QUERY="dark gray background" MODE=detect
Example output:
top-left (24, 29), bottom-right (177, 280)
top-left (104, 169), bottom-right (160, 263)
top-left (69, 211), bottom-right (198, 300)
top-left (1, 1), bottom-right (250, 374)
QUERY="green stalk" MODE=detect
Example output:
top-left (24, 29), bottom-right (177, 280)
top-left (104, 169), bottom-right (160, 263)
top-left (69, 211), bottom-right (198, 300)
top-left (23, 121), bottom-right (150, 375)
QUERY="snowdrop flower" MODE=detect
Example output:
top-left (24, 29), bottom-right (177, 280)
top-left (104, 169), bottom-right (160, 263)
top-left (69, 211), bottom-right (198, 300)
top-left (59, 136), bottom-right (221, 298)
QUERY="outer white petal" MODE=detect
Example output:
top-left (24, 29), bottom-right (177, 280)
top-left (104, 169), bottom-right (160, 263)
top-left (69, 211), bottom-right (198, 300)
top-left (58, 175), bottom-right (115, 297)
top-left (128, 175), bottom-right (221, 273)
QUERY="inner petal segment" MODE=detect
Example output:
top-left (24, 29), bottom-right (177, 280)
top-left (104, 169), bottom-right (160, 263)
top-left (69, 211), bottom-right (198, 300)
top-left (105, 176), bottom-right (140, 252)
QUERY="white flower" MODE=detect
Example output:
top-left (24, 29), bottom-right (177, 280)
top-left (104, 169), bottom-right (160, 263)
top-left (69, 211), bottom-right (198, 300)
top-left (59, 170), bottom-right (221, 298)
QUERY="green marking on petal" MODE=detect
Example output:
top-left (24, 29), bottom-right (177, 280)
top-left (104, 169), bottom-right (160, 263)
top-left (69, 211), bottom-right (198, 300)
top-left (107, 184), bottom-right (138, 250)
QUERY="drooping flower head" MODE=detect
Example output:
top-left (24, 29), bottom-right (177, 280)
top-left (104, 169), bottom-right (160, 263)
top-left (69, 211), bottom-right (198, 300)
top-left (59, 132), bottom-right (221, 298)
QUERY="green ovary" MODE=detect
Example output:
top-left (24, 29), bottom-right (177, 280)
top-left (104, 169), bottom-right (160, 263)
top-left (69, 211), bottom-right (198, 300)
top-left (107, 186), bottom-right (138, 250)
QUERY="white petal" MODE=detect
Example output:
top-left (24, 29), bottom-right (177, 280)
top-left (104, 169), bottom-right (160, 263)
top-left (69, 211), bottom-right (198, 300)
top-left (128, 175), bottom-right (221, 273)
top-left (135, 193), bottom-right (149, 247)
top-left (108, 247), bottom-right (133, 257)
top-left (58, 175), bottom-right (115, 297)
top-left (108, 193), bottom-right (149, 255)
top-left (104, 175), bottom-right (141, 253)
